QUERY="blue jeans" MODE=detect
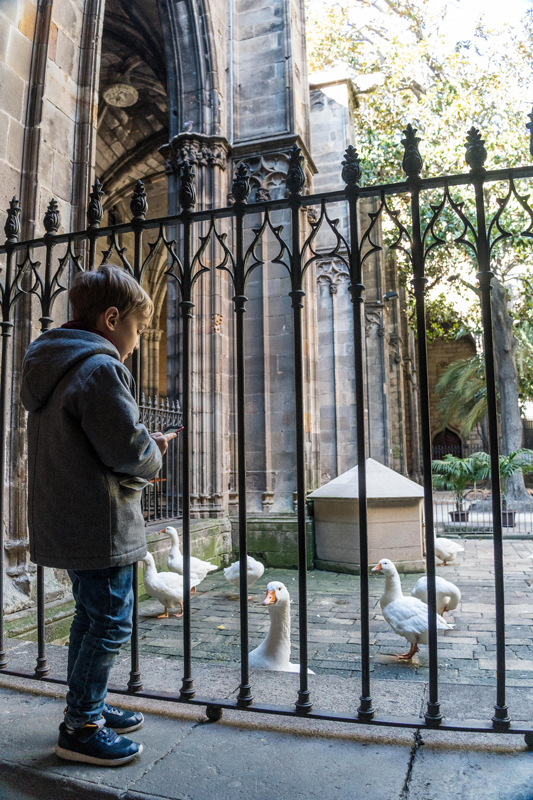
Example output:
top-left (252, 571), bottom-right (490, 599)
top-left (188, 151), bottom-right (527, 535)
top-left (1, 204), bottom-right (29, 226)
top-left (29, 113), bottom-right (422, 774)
top-left (65, 565), bottom-right (134, 729)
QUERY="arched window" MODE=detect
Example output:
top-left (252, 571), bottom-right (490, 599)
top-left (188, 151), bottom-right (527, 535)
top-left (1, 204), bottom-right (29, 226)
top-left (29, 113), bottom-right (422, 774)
top-left (432, 429), bottom-right (462, 460)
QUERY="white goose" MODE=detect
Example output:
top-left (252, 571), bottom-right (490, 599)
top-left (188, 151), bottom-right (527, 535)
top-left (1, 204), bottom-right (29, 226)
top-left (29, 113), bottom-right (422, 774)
top-left (163, 526), bottom-right (218, 588)
top-left (411, 575), bottom-right (461, 616)
top-left (372, 558), bottom-right (454, 660)
top-left (249, 581), bottom-right (315, 674)
top-left (142, 552), bottom-right (202, 618)
top-left (434, 537), bottom-right (465, 566)
top-left (224, 555), bottom-right (264, 599)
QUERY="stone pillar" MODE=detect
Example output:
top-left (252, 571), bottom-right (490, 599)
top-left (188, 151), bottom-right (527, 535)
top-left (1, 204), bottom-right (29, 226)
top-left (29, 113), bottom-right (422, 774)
top-left (160, 133), bottom-right (231, 518)
top-left (141, 328), bottom-right (163, 399)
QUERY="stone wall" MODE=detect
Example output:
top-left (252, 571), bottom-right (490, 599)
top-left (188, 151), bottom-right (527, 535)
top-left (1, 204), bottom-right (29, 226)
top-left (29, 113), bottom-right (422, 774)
top-left (427, 335), bottom-right (484, 454)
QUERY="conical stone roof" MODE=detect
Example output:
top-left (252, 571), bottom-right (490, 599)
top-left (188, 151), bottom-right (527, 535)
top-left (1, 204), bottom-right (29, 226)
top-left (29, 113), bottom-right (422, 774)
top-left (307, 458), bottom-right (424, 500)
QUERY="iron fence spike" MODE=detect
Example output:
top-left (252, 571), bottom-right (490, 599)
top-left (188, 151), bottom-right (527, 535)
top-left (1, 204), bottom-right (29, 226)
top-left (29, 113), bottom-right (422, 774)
top-left (401, 124), bottom-right (423, 178)
top-left (286, 142), bottom-right (306, 196)
top-left (87, 179), bottom-right (105, 229)
top-left (4, 196), bottom-right (21, 242)
top-left (43, 198), bottom-right (61, 234)
top-left (232, 162), bottom-right (251, 204)
top-left (130, 179), bottom-right (148, 220)
top-left (342, 145), bottom-right (362, 188)
top-left (465, 127), bottom-right (487, 172)
top-left (179, 162), bottom-right (196, 211)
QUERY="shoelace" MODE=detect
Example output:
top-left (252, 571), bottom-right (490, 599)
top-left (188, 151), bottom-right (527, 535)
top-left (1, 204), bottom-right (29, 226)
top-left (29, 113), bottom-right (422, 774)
top-left (94, 726), bottom-right (117, 743)
top-left (104, 704), bottom-right (122, 716)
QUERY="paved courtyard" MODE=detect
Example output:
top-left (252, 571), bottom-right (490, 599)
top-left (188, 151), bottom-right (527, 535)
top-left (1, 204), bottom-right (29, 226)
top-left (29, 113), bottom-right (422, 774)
top-left (133, 538), bottom-right (533, 685)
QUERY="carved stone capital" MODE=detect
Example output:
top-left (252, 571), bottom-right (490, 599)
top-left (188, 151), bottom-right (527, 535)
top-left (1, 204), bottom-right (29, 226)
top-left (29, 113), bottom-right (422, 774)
top-left (159, 133), bottom-right (231, 174)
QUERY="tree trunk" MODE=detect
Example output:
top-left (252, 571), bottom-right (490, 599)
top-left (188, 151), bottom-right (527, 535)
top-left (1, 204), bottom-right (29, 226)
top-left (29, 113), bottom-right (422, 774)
top-left (490, 276), bottom-right (528, 501)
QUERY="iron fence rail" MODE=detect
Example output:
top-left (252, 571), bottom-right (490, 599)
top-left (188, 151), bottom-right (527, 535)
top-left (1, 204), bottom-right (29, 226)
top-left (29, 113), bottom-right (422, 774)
top-left (3, 120), bottom-right (533, 744)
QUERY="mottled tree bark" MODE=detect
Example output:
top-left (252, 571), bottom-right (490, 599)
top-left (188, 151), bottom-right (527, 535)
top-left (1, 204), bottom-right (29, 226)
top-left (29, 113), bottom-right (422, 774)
top-left (491, 276), bottom-right (528, 500)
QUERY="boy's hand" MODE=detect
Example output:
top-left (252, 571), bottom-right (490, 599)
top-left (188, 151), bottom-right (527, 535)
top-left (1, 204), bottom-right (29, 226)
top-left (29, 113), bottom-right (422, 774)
top-left (150, 431), bottom-right (176, 456)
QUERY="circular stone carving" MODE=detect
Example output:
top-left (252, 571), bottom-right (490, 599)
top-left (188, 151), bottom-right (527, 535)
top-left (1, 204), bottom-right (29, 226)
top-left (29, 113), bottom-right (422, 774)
top-left (102, 83), bottom-right (139, 108)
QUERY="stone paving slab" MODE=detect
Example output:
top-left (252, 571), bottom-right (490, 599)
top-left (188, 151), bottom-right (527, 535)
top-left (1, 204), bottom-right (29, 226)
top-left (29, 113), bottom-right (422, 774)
top-left (126, 539), bottom-right (533, 690)
top-left (2, 676), bottom-right (533, 800)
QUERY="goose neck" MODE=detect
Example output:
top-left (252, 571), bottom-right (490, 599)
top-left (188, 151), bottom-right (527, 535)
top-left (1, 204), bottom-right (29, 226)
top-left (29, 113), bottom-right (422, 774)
top-left (263, 601), bottom-right (291, 659)
top-left (381, 571), bottom-right (403, 607)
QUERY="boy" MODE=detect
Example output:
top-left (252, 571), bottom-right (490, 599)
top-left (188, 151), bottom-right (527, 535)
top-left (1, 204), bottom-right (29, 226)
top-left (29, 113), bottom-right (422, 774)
top-left (21, 265), bottom-right (175, 766)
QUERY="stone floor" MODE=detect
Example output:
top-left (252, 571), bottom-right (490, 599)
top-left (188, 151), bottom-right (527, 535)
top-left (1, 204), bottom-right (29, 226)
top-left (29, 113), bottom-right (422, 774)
top-left (131, 538), bottom-right (533, 685)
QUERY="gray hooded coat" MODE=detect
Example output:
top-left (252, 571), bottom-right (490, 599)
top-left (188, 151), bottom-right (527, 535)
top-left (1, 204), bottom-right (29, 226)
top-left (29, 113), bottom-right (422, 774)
top-left (21, 328), bottom-right (162, 570)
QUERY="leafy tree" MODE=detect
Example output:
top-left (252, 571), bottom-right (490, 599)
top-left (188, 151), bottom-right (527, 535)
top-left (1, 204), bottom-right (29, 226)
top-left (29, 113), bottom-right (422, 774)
top-left (306, 0), bottom-right (533, 496)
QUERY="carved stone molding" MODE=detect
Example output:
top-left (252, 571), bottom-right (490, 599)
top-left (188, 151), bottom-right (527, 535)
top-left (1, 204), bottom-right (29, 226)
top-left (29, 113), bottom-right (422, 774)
top-left (159, 133), bottom-right (231, 174)
top-left (316, 259), bottom-right (350, 286)
top-left (388, 334), bottom-right (403, 363)
top-left (228, 152), bottom-right (290, 203)
top-left (261, 491), bottom-right (274, 512)
top-left (365, 309), bottom-right (385, 337)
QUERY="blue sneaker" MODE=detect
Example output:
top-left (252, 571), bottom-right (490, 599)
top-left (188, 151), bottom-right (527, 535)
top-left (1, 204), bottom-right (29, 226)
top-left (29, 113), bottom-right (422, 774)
top-left (55, 721), bottom-right (143, 766)
top-left (103, 703), bottom-right (144, 733)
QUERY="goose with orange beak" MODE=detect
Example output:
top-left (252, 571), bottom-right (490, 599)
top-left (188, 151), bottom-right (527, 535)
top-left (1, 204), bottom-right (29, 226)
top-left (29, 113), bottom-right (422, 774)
top-left (372, 558), bottom-right (453, 660)
top-left (249, 581), bottom-right (315, 673)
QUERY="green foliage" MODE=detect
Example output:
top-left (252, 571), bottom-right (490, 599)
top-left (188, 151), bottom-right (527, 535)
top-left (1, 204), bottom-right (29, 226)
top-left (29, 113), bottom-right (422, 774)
top-left (306, 0), bottom-right (533, 322)
top-left (467, 449), bottom-right (533, 506)
top-left (432, 452), bottom-right (488, 510)
top-left (436, 355), bottom-right (488, 438)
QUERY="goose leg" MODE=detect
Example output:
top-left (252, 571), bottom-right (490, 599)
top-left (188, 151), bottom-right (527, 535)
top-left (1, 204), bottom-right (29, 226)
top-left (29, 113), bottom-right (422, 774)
top-left (157, 608), bottom-right (170, 619)
top-left (172, 601), bottom-right (184, 618)
top-left (396, 643), bottom-right (419, 660)
top-left (438, 561), bottom-right (448, 566)
top-left (190, 587), bottom-right (196, 595)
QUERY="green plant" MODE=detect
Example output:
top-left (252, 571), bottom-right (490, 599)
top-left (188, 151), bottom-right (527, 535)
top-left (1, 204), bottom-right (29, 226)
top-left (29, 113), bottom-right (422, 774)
top-left (432, 454), bottom-right (482, 511)
top-left (470, 449), bottom-right (533, 509)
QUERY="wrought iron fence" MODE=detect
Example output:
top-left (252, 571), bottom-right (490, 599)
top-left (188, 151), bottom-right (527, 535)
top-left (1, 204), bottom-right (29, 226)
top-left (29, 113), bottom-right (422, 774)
top-left (139, 395), bottom-right (182, 523)
top-left (3, 119), bottom-right (533, 744)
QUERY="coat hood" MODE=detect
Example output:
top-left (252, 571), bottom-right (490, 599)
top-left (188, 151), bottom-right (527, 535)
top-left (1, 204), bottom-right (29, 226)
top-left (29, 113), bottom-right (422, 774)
top-left (21, 328), bottom-right (120, 412)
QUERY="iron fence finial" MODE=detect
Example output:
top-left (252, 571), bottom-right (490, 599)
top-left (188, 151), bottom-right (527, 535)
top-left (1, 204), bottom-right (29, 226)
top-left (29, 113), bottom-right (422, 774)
top-left (179, 162), bottom-right (196, 211)
top-left (465, 127), bottom-right (487, 172)
top-left (342, 145), bottom-right (362, 188)
top-left (130, 180), bottom-right (148, 220)
top-left (4, 196), bottom-right (21, 242)
top-left (286, 142), bottom-right (306, 196)
top-left (401, 124), bottom-right (423, 178)
top-left (43, 198), bottom-right (60, 234)
top-left (87, 179), bottom-right (105, 229)
top-left (232, 162), bottom-right (251, 205)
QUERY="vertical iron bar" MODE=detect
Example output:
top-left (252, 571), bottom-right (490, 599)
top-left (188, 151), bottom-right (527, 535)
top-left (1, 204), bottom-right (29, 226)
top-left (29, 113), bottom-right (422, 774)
top-left (411, 185), bottom-right (441, 725)
top-left (0, 308), bottom-right (11, 670)
top-left (180, 217), bottom-right (194, 699)
top-left (286, 144), bottom-right (311, 712)
top-left (234, 203), bottom-right (253, 707)
top-left (128, 182), bottom-right (146, 693)
top-left (472, 172), bottom-right (509, 729)
top-left (400, 126), bottom-right (441, 725)
top-left (0, 198), bottom-right (19, 670)
top-left (343, 149), bottom-right (374, 720)
top-left (33, 224), bottom-right (57, 680)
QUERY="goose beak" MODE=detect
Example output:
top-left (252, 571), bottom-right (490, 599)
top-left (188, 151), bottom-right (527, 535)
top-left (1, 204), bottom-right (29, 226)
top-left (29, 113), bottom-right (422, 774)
top-left (262, 589), bottom-right (277, 606)
top-left (371, 563), bottom-right (382, 572)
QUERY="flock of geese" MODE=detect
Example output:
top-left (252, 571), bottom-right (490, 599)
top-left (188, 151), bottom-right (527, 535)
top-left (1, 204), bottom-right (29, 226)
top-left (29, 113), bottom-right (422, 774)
top-left (141, 528), bottom-right (466, 671)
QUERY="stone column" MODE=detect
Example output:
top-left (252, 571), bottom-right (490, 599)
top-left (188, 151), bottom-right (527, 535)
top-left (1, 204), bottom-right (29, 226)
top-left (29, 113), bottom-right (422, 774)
top-left (141, 328), bottom-right (163, 399)
top-left (160, 133), bottom-right (231, 518)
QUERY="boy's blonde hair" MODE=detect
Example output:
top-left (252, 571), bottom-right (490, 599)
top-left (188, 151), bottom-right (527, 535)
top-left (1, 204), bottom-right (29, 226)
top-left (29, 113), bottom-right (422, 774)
top-left (69, 265), bottom-right (153, 327)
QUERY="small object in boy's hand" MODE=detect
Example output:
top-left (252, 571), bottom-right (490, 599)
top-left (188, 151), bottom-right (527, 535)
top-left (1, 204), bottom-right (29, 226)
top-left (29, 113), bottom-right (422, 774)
top-left (162, 424), bottom-right (184, 436)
